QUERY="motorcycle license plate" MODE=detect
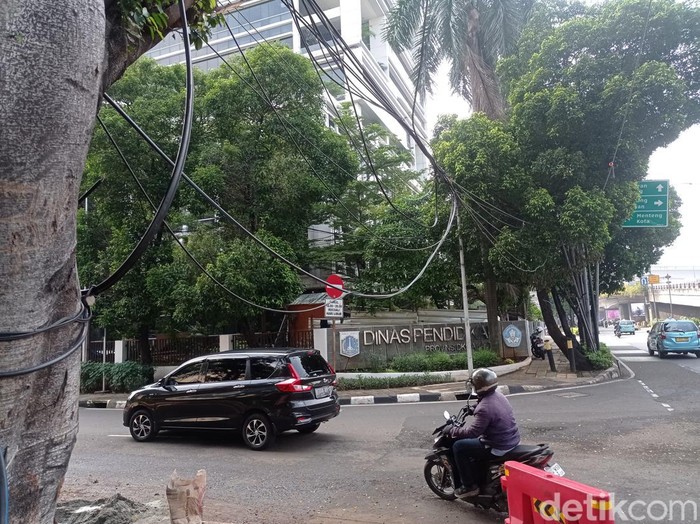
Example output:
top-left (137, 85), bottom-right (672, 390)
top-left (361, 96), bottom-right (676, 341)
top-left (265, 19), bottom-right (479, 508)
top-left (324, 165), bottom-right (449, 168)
top-left (545, 463), bottom-right (565, 477)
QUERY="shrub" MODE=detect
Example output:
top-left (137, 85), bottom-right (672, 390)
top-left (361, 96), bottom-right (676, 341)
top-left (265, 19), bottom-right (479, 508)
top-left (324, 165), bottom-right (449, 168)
top-left (472, 349), bottom-right (501, 368)
top-left (389, 349), bottom-right (501, 373)
top-left (585, 344), bottom-right (614, 370)
top-left (80, 362), bottom-right (154, 393)
top-left (337, 373), bottom-right (451, 391)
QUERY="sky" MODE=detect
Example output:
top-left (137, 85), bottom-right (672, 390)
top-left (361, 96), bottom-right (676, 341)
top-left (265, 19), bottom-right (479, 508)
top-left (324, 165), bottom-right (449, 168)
top-left (425, 64), bottom-right (700, 272)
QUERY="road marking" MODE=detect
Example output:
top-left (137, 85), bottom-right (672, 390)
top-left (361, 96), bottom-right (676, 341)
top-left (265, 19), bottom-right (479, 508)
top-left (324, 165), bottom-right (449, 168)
top-left (108, 434), bottom-right (131, 437)
top-left (637, 380), bottom-right (674, 411)
top-left (619, 356), bottom-right (656, 362)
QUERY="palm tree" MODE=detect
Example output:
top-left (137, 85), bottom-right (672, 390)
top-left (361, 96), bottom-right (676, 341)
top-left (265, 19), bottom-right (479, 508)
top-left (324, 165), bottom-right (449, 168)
top-left (385, 0), bottom-right (533, 355)
top-left (385, 0), bottom-right (533, 120)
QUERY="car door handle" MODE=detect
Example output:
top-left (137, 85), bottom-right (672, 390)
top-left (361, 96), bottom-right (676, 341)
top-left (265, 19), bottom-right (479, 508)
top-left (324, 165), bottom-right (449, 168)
top-left (185, 389), bottom-right (197, 393)
top-left (232, 384), bottom-right (245, 389)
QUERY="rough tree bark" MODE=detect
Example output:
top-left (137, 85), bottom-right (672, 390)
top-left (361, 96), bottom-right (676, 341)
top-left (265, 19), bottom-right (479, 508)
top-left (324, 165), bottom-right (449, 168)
top-left (0, 1), bottom-right (197, 522)
top-left (536, 288), bottom-right (590, 371)
top-left (0, 2), bottom-right (104, 522)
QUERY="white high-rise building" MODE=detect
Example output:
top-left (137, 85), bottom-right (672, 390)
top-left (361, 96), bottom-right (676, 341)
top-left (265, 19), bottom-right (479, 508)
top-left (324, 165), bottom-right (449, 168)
top-left (148, 0), bottom-right (428, 171)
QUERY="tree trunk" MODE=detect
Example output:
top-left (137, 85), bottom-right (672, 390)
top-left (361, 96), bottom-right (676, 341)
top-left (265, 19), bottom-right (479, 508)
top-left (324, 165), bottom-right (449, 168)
top-left (536, 289), bottom-right (567, 350)
top-left (551, 287), bottom-right (580, 349)
top-left (484, 276), bottom-right (503, 357)
top-left (0, 2), bottom-right (105, 522)
top-left (138, 324), bottom-right (153, 365)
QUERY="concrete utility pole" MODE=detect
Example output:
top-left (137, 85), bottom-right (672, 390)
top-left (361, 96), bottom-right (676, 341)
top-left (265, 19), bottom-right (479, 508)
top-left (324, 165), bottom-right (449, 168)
top-left (456, 213), bottom-right (474, 376)
top-left (665, 274), bottom-right (674, 318)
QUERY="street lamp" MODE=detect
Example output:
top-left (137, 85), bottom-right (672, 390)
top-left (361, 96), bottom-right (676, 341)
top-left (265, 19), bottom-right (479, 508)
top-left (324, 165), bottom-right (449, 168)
top-left (665, 274), bottom-right (673, 318)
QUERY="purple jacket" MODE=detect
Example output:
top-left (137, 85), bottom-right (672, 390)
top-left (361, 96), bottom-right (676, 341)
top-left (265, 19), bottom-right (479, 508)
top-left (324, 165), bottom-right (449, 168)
top-left (450, 389), bottom-right (521, 451)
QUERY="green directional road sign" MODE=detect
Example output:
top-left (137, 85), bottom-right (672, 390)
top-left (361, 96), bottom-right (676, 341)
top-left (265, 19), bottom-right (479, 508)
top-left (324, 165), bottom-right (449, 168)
top-left (623, 179), bottom-right (669, 227)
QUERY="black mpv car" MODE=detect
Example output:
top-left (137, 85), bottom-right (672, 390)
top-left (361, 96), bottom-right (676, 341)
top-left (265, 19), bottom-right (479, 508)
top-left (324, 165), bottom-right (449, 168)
top-left (123, 348), bottom-right (340, 450)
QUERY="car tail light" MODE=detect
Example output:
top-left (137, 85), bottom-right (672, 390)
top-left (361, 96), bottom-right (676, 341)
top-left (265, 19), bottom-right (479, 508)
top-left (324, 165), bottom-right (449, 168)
top-left (660, 333), bottom-right (667, 340)
top-left (275, 364), bottom-right (313, 393)
top-left (327, 363), bottom-right (338, 386)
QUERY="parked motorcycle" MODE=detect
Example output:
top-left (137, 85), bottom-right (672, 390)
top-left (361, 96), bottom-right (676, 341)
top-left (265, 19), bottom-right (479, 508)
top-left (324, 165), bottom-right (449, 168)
top-left (423, 403), bottom-right (563, 512)
top-left (529, 329), bottom-right (546, 360)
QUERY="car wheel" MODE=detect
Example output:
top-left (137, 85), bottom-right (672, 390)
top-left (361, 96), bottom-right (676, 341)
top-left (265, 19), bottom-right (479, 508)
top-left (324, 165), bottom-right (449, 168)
top-left (658, 345), bottom-right (667, 359)
top-left (647, 344), bottom-right (654, 356)
top-left (242, 413), bottom-right (276, 451)
top-left (129, 409), bottom-right (158, 442)
top-left (696, 353), bottom-right (700, 358)
top-left (296, 423), bottom-right (321, 434)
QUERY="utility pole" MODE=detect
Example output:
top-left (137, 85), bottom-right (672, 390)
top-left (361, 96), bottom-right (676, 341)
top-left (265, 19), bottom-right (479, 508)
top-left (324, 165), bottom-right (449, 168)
top-left (456, 213), bottom-right (474, 376)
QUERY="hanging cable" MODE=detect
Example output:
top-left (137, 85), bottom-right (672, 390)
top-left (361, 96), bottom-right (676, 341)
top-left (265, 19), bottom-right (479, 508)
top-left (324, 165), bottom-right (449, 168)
top-left (103, 93), bottom-right (458, 299)
top-left (0, 299), bottom-right (91, 379)
top-left (85, 0), bottom-right (194, 298)
top-left (197, 20), bottom-right (443, 250)
top-left (95, 115), bottom-right (325, 315)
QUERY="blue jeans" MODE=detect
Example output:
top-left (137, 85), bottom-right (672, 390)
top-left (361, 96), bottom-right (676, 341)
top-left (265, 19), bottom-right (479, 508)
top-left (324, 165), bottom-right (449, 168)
top-left (452, 438), bottom-right (492, 488)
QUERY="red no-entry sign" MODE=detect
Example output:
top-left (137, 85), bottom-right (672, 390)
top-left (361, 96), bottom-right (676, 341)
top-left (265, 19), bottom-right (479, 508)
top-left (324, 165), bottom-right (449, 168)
top-left (325, 274), bottom-right (344, 299)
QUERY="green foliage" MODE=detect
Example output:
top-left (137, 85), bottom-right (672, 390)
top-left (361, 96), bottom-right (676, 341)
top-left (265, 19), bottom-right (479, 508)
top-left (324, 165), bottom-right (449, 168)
top-left (79, 49), bottom-right (356, 340)
top-left (80, 362), bottom-right (154, 393)
top-left (585, 344), bottom-right (614, 370)
top-left (337, 373), bottom-right (451, 391)
top-left (389, 349), bottom-right (501, 372)
top-left (118, 0), bottom-right (223, 49)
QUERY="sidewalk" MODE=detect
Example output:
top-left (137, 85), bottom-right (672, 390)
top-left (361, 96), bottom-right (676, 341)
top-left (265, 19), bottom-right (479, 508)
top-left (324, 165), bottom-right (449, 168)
top-left (78, 349), bottom-right (625, 409)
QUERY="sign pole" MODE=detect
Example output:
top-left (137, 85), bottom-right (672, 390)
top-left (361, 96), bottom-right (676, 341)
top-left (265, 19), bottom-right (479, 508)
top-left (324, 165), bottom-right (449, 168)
top-left (331, 320), bottom-right (337, 371)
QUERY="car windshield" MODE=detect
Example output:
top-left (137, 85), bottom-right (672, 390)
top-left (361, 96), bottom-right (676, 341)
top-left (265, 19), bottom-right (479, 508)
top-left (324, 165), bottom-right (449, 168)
top-left (663, 321), bottom-right (697, 332)
top-left (290, 352), bottom-right (332, 378)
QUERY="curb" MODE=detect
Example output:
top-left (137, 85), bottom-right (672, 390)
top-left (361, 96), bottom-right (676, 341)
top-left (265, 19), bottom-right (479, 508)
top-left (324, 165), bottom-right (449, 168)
top-left (79, 399), bottom-right (126, 409)
top-left (338, 365), bottom-right (624, 405)
top-left (80, 362), bottom-right (627, 409)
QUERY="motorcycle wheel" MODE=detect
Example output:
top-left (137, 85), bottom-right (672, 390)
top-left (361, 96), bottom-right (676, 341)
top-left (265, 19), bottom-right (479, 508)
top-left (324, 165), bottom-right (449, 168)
top-left (423, 458), bottom-right (457, 501)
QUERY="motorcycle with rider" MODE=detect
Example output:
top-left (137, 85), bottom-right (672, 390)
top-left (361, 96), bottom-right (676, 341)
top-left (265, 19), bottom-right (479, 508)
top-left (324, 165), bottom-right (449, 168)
top-left (423, 368), bottom-right (563, 512)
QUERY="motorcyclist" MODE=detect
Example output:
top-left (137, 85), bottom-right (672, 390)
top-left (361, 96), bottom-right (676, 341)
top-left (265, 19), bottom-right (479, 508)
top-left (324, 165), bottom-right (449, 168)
top-left (449, 368), bottom-right (521, 498)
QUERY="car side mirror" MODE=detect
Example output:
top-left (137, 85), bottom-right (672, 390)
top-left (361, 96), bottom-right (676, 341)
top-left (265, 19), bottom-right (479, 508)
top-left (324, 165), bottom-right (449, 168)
top-left (647, 330), bottom-right (650, 333)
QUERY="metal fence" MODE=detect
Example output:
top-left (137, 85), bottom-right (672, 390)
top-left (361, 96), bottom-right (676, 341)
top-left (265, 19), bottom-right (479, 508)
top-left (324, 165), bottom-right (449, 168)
top-left (117, 331), bottom-right (314, 365)
top-left (125, 336), bottom-right (219, 365)
top-left (231, 330), bottom-right (314, 350)
top-left (87, 340), bottom-right (115, 363)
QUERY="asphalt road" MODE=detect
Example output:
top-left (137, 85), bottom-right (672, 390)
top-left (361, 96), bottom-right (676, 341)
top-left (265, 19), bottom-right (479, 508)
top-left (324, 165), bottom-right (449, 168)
top-left (61, 335), bottom-right (700, 523)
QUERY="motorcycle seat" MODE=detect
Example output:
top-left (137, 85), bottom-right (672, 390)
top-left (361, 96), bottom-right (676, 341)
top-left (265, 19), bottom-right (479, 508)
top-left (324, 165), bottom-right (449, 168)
top-left (488, 443), bottom-right (551, 462)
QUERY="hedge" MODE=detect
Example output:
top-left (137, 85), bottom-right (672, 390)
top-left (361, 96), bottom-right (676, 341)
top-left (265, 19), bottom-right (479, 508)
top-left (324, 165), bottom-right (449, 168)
top-left (80, 362), bottom-right (154, 393)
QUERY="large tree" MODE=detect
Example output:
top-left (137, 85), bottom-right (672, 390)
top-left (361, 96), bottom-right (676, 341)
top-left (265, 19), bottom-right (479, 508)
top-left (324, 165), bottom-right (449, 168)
top-left (496, 0), bottom-right (698, 356)
top-left (385, 0), bottom-right (534, 354)
top-left (79, 47), bottom-right (356, 350)
top-left (0, 1), bottom-right (220, 521)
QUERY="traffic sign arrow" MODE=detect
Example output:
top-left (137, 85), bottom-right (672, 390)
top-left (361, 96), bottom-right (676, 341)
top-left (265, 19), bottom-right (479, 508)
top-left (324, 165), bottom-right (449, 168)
top-left (656, 184), bottom-right (664, 192)
top-left (654, 200), bottom-right (663, 206)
